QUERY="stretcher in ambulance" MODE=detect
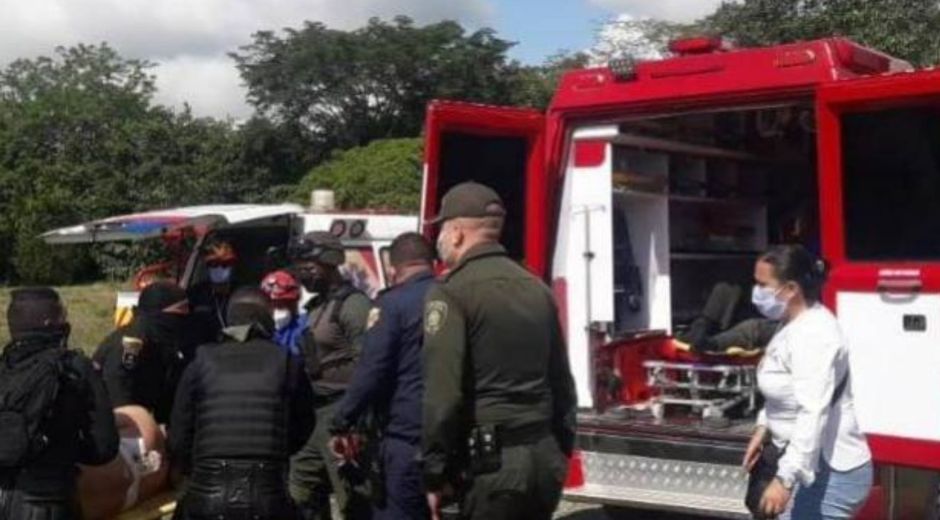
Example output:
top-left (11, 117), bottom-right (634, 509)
top-left (422, 37), bottom-right (940, 518)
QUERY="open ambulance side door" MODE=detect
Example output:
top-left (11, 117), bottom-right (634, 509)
top-left (422, 101), bottom-right (548, 275)
top-left (817, 70), bottom-right (940, 469)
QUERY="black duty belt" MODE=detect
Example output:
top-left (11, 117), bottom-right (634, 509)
top-left (495, 421), bottom-right (552, 447)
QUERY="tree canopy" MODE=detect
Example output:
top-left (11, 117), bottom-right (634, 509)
top-left (232, 17), bottom-right (523, 165)
top-left (703, 0), bottom-right (940, 66)
top-left (0, 44), bottom-right (277, 283)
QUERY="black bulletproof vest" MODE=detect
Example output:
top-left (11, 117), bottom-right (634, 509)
top-left (193, 340), bottom-right (289, 462)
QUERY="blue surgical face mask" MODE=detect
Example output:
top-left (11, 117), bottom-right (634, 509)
top-left (208, 266), bottom-right (232, 285)
top-left (752, 284), bottom-right (786, 321)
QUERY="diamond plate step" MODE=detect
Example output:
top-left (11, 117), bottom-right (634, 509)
top-left (564, 450), bottom-right (751, 519)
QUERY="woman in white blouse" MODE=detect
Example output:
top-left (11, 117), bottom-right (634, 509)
top-left (743, 245), bottom-right (872, 519)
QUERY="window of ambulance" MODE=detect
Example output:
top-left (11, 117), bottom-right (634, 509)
top-left (338, 246), bottom-right (384, 299)
top-left (379, 246), bottom-right (393, 286)
top-left (842, 107), bottom-right (940, 260)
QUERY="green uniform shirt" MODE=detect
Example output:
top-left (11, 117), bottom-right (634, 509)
top-left (421, 243), bottom-right (577, 489)
top-left (302, 284), bottom-right (371, 397)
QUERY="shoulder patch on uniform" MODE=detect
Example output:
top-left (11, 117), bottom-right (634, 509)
top-left (121, 336), bottom-right (143, 370)
top-left (425, 300), bottom-right (448, 336)
top-left (367, 307), bottom-right (381, 330)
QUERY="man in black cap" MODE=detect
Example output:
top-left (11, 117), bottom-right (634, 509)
top-left (422, 182), bottom-right (578, 520)
top-left (94, 280), bottom-right (191, 424)
top-left (288, 231), bottom-right (373, 519)
top-left (169, 287), bottom-right (315, 520)
top-left (1, 288), bottom-right (119, 520)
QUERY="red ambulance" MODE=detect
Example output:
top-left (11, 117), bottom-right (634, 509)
top-left (421, 37), bottom-right (940, 518)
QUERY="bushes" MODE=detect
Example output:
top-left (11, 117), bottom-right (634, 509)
top-left (293, 138), bottom-right (422, 212)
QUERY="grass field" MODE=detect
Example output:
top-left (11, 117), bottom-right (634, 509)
top-left (0, 283), bottom-right (120, 355)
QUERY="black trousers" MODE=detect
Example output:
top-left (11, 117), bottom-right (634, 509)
top-left (174, 459), bottom-right (297, 520)
top-left (0, 487), bottom-right (79, 520)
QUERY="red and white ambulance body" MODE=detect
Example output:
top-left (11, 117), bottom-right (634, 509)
top-left (421, 38), bottom-right (940, 518)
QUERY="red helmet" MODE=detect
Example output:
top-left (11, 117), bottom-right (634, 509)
top-left (260, 270), bottom-right (301, 303)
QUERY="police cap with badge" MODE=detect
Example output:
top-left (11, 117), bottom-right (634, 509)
top-left (427, 182), bottom-right (506, 225)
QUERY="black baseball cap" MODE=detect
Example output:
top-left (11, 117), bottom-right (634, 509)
top-left (428, 182), bottom-right (506, 225)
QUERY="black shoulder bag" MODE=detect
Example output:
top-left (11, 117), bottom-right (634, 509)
top-left (745, 373), bottom-right (849, 519)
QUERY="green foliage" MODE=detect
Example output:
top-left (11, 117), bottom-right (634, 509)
top-left (232, 17), bottom-right (521, 163)
top-left (0, 44), bottom-right (280, 283)
top-left (590, 18), bottom-right (692, 64)
top-left (702, 0), bottom-right (940, 66)
top-left (293, 138), bottom-right (422, 212)
top-left (507, 52), bottom-right (590, 110)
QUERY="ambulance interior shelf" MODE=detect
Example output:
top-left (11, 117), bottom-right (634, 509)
top-left (597, 104), bottom-right (818, 425)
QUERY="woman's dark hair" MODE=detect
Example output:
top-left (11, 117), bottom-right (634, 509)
top-left (759, 245), bottom-right (828, 303)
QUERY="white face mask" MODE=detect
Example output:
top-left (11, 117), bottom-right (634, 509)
top-left (272, 308), bottom-right (293, 330)
top-left (208, 266), bottom-right (232, 284)
top-left (752, 284), bottom-right (787, 321)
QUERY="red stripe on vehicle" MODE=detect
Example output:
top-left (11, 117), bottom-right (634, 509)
top-left (867, 434), bottom-right (940, 470)
top-left (573, 140), bottom-right (606, 168)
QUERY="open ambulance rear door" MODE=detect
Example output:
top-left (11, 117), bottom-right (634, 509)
top-left (41, 204), bottom-right (303, 324)
top-left (422, 101), bottom-right (550, 274)
top-left (817, 69), bottom-right (940, 472)
top-left (41, 204), bottom-right (303, 245)
top-left (424, 101), bottom-right (620, 414)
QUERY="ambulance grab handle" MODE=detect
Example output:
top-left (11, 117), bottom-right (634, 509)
top-left (876, 278), bottom-right (922, 294)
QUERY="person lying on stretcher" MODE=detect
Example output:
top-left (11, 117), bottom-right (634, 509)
top-left (671, 282), bottom-right (779, 357)
top-left (673, 317), bottom-right (779, 357)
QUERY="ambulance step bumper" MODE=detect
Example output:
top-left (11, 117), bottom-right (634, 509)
top-left (563, 450), bottom-right (751, 519)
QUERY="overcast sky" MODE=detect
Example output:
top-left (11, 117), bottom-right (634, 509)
top-left (0, 0), bottom-right (725, 120)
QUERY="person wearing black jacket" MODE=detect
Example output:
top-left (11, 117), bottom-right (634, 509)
top-left (93, 281), bottom-right (190, 424)
top-left (169, 287), bottom-right (315, 520)
top-left (0, 287), bottom-right (119, 520)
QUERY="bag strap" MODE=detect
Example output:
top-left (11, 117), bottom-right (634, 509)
top-left (830, 371), bottom-right (849, 407)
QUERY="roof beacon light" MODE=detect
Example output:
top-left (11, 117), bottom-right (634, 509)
top-left (608, 56), bottom-right (637, 81)
top-left (669, 36), bottom-right (730, 55)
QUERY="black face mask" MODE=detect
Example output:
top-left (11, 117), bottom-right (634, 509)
top-left (299, 273), bottom-right (328, 294)
top-left (56, 323), bottom-right (71, 347)
top-left (141, 312), bottom-right (187, 352)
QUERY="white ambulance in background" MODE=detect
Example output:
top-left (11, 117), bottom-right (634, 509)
top-left (42, 190), bottom-right (418, 325)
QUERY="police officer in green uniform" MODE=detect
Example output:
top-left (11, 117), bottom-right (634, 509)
top-left (289, 231), bottom-right (373, 520)
top-left (421, 182), bottom-right (578, 520)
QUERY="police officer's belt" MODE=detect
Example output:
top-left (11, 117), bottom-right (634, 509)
top-left (488, 421), bottom-right (552, 447)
